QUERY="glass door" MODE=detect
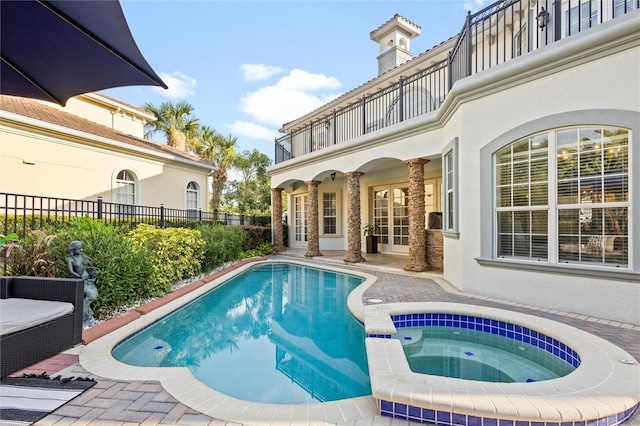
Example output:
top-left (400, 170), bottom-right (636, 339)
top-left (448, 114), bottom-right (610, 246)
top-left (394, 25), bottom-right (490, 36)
top-left (293, 194), bottom-right (308, 248)
top-left (373, 185), bottom-right (410, 253)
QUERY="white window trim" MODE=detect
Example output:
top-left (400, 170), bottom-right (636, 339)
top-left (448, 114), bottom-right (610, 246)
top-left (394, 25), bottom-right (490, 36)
top-left (442, 137), bottom-right (459, 239)
top-left (185, 180), bottom-right (201, 211)
top-left (112, 168), bottom-right (139, 206)
top-left (320, 189), bottom-right (342, 237)
top-left (477, 110), bottom-right (639, 281)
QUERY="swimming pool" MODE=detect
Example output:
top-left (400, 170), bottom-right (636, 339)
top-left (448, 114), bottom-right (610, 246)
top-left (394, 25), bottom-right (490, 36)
top-left (111, 262), bottom-right (370, 404)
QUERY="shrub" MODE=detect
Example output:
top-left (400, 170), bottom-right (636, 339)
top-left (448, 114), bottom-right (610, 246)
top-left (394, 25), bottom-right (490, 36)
top-left (51, 217), bottom-right (154, 318)
top-left (240, 242), bottom-right (276, 259)
top-left (128, 224), bottom-right (205, 293)
top-left (197, 223), bottom-right (245, 271)
top-left (241, 225), bottom-right (271, 250)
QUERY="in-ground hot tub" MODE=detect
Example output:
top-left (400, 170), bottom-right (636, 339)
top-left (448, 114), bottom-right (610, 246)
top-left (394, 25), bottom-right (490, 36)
top-left (364, 302), bottom-right (639, 426)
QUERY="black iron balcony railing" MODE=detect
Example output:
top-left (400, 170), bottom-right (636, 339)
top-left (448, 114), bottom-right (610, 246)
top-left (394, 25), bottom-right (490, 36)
top-left (274, 0), bottom-right (638, 164)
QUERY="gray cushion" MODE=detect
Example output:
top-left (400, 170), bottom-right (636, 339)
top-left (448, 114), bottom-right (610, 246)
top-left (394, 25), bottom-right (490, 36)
top-left (0, 298), bottom-right (74, 336)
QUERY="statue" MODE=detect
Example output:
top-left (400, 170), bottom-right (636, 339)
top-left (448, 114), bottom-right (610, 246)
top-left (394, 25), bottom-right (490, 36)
top-left (66, 240), bottom-right (98, 328)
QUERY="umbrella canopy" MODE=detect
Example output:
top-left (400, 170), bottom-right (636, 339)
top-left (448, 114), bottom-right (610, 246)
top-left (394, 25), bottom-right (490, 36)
top-left (1, 0), bottom-right (167, 106)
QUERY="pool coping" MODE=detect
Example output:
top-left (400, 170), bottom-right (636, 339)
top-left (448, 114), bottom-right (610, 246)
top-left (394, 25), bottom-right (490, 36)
top-left (79, 258), bottom-right (381, 425)
top-left (364, 302), bottom-right (640, 424)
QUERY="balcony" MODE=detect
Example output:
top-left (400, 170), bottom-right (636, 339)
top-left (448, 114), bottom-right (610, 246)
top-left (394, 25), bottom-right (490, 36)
top-left (274, 0), bottom-right (638, 164)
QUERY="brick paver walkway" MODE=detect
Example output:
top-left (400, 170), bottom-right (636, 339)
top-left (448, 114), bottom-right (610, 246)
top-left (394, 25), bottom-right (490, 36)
top-left (33, 255), bottom-right (639, 425)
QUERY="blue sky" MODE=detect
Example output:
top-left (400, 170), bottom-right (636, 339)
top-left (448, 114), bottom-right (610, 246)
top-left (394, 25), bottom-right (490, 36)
top-left (102, 0), bottom-right (490, 160)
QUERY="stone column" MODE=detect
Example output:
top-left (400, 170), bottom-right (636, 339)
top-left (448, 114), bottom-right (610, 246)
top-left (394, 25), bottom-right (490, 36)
top-left (271, 187), bottom-right (285, 252)
top-left (404, 158), bottom-right (430, 272)
top-left (304, 180), bottom-right (323, 257)
top-left (343, 171), bottom-right (366, 263)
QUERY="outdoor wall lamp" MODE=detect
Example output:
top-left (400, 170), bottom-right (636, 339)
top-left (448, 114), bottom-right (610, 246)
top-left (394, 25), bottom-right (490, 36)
top-left (331, 172), bottom-right (336, 181)
top-left (537, 7), bottom-right (549, 30)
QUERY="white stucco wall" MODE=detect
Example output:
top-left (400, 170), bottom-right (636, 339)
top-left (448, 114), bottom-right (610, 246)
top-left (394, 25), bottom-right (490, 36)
top-left (445, 24), bottom-right (640, 324)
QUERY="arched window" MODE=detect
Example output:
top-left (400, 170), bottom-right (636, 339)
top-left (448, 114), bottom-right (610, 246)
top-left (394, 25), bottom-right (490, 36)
top-left (494, 126), bottom-right (629, 268)
top-left (115, 170), bottom-right (136, 205)
top-left (186, 181), bottom-right (199, 211)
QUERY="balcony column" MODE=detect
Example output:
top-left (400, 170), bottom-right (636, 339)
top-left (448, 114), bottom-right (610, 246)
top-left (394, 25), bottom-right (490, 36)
top-left (343, 171), bottom-right (366, 264)
top-left (304, 180), bottom-right (323, 257)
top-left (404, 158), bottom-right (430, 272)
top-left (271, 187), bottom-right (285, 252)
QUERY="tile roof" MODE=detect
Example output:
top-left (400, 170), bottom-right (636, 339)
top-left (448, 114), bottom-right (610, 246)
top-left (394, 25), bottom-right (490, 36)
top-left (0, 95), bottom-right (215, 169)
top-left (369, 14), bottom-right (422, 38)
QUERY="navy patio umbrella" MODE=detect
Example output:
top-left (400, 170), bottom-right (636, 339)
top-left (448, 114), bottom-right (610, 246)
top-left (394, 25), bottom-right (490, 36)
top-left (1, 0), bottom-right (167, 106)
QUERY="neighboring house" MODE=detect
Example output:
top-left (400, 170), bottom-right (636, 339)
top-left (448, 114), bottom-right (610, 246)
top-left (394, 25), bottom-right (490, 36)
top-left (0, 92), bottom-right (216, 212)
top-left (268, 1), bottom-right (640, 324)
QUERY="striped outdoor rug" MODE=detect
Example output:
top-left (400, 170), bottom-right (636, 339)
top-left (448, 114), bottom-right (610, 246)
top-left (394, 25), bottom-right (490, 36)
top-left (0, 373), bottom-right (95, 425)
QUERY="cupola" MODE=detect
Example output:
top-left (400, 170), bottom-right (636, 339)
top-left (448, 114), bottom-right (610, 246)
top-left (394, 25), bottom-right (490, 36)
top-left (370, 14), bottom-right (421, 76)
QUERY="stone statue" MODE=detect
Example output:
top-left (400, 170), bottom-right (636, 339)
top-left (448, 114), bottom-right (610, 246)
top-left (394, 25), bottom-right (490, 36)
top-left (66, 240), bottom-right (98, 328)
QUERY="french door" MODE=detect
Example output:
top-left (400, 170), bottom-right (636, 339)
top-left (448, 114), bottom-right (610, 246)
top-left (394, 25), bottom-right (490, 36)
top-left (293, 194), bottom-right (308, 248)
top-left (373, 185), bottom-right (410, 253)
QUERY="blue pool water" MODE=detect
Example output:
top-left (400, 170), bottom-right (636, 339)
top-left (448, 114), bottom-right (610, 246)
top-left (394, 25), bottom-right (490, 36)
top-left (112, 262), bottom-right (370, 404)
top-left (394, 326), bottom-right (576, 382)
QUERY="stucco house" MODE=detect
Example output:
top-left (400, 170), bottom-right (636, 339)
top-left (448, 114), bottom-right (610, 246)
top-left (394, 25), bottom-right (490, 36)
top-left (268, 0), bottom-right (639, 325)
top-left (0, 92), bottom-right (216, 212)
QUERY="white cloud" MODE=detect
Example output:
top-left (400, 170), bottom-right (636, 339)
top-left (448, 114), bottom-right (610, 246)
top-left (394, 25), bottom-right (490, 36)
top-left (153, 71), bottom-right (197, 98)
top-left (227, 120), bottom-right (279, 141)
top-left (463, 0), bottom-right (491, 12)
top-left (240, 64), bottom-right (284, 82)
top-left (278, 69), bottom-right (340, 92)
top-left (239, 69), bottom-right (341, 127)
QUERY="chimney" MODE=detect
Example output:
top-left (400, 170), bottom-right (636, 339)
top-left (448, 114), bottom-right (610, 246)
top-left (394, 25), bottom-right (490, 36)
top-left (370, 14), bottom-right (421, 76)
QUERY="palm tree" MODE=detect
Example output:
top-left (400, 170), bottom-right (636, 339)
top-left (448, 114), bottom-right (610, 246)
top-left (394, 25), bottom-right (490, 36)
top-left (143, 101), bottom-right (199, 152)
top-left (195, 126), bottom-right (238, 211)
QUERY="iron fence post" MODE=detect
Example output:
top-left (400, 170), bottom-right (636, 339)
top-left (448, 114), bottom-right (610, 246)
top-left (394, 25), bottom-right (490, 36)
top-left (97, 196), bottom-right (103, 220)
top-left (160, 204), bottom-right (165, 228)
top-left (333, 109), bottom-right (337, 145)
top-left (466, 11), bottom-right (472, 78)
top-left (554, 0), bottom-right (562, 41)
top-left (399, 76), bottom-right (404, 122)
top-left (361, 95), bottom-right (366, 134)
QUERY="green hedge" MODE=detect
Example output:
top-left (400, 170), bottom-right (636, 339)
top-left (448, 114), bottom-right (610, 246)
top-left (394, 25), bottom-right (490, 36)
top-left (128, 224), bottom-right (205, 294)
top-left (2, 217), bottom-right (273, 320)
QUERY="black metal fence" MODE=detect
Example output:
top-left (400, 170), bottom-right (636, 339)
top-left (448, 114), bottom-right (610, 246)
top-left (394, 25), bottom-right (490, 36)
top-left (0, 192), bottom-right (271, 240)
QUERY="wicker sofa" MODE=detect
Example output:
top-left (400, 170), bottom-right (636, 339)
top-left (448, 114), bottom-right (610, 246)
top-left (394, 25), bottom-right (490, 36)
top-left (0, 276), bottom-right (83, 377)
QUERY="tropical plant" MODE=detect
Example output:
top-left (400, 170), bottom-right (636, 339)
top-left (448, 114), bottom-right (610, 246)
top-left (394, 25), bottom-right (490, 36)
top-left (0, 233), bottom-right (18, 248)
top-left (363, 223), bottom-right (378, 236)
top-left (2, 230), bottom-right (57, 276)
top-left (224, 149), bottom-right (272, 215)
top-left (143, 101), bottom-right (200, 151)
top-left (195, 127), bottom-right (238, 211)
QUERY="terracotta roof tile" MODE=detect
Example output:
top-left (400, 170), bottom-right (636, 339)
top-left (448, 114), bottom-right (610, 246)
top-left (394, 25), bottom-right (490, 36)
top-left (0, 95), bottom-right (214, 168)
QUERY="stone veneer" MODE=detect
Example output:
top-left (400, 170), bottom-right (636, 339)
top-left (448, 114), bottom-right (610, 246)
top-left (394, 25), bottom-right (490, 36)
top-left (426, 229), bottom-right (443, 270)
top-left (304, 180), bottom-right (322, 257)
top-left (344, 171), bottom-right (366, 263)
top-left (271, 188), bottom-right (285, 252)
top-left (404, 158), bottom-right (429, 272)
